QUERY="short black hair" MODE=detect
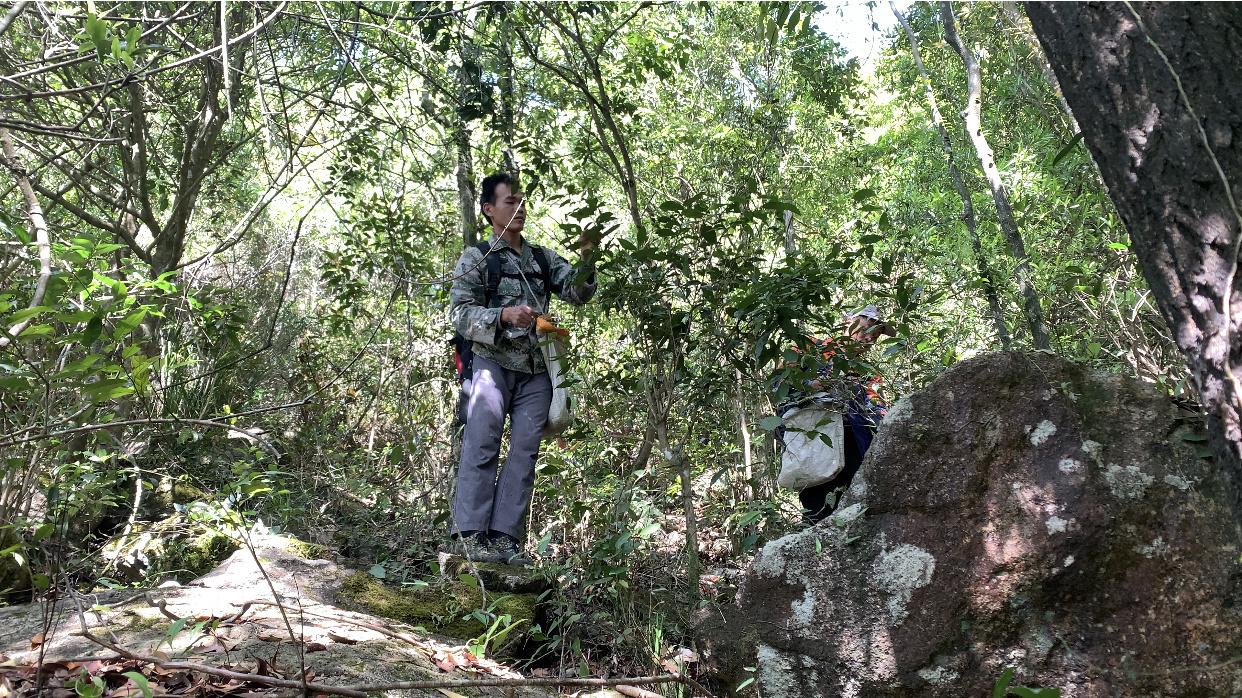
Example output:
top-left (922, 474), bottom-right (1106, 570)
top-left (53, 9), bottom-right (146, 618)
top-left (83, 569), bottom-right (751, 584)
top-left (480, 172), bottom-right (519, 224)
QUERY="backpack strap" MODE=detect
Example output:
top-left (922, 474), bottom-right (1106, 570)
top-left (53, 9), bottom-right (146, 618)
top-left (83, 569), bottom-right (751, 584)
top-left (530, 245), bottom-right (562, 300)
top-left (474, 241), bottom-right (560, 309)
top-left (474, 241), bottom-right (502, 308)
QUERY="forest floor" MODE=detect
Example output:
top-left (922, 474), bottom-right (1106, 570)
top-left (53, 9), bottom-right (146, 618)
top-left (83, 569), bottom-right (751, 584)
top-left (0, 533), bottom-right (695, 697)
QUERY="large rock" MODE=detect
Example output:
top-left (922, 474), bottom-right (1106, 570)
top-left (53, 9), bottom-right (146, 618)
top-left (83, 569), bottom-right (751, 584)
top-left (100, 512), bottom-right (239, 583)
top-left (722, 352), bottom-right (1242, 696)
top-left (0, 533), bottom-right (555, 697)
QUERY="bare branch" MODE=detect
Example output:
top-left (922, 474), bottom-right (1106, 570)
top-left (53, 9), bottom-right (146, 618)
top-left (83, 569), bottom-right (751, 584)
top-left (0, 1), bottom-right (29, 37)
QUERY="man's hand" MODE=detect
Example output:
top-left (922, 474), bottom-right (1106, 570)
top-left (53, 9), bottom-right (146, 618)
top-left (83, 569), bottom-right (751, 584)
top-left (578, 230), bottom-right (598, 261)
top-left (501, 305), bottom-right (539, 329)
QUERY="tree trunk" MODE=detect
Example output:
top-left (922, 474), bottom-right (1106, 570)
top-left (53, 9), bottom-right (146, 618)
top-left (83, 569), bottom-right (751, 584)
top-left (1026, 1), bottom-right (1242, 490)
top-left (735, 368), bottom-right (755, 501)
top-left (498, 5), bottom-right (518, 173)
top-left (941, 2), bottom-right (1051, 350)
top-left (0, 128), bottom-right (51, 349)
top-left (456, 28), bottom-right (479, 247)
top-left (892, 3), bottom-right (1012, 350)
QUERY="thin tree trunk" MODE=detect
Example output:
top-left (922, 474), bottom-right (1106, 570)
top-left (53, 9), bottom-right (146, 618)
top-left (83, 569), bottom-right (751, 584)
top-left (0, 128), bottom-right (51, 348)
top-left (941, 2), bottom-right (1050, 350)
top-left (892, 3), bottom-right (1012, 349)
top-left (657, 416), bottom-right (699, 603)
top-left (498, 5), bottom-right (518, 173)
top-left (736, 368), bottom-right (755, 501)
top-left (455, 29), bottom-right (479, 247)
top-left (1027, 1), bottom-right (1242, 494)
top-left (632, 417), bottom-right (656, 471)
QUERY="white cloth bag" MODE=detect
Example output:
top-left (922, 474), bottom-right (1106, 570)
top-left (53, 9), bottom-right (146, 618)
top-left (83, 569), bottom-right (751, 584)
top-left (539, 330), bottom-right (573, 436)
top-left (776, 406), bottom-right (845, 490)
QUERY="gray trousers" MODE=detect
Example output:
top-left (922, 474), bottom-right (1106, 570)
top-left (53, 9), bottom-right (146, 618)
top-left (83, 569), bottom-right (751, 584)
top-left (451, 354), bottom-right (551, 540)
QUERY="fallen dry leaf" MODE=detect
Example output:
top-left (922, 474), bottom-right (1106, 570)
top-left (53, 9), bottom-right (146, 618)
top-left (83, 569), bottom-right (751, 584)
top-left (28, 634), bottom-right (43, 649)
top-left (437, 689), bottom-right (470, 698)
top-left (326, 630), bottom-right (363, 645)
top-left (306, 642), bottom-right (328, 653)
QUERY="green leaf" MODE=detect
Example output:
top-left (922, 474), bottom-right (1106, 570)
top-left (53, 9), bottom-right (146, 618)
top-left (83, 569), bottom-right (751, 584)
top-left (122, 672), bottom-right (153, 698)
top-left (1009, 687), bottom-right (1060, 698)
top-left (992, 667), bottom-right (1015, 698)
top-left (851, 187), bottom-right (877, 202)
top-left (458, 573), bottom-right (479, 588)
top-left (368, 563), bottom-right (386, 579)
top-left (84, 13), bottom-right (110, 59)
top-left (759, 415), bottom-right (783, 431)
top-left (636, 522), bottom-right (661, 538)
top-left (1051, 132), bottom-right (1085, 166)
top-left (82, 378), bottom-right (134, 402)
top-left (8, 305), bottom-right (52, 324)
top-left (113, 308), bottom-right (148, 340)
top-left (80, 315), bottom-right (103, 346)
top-left (54, 354), bottom-right (102, 378)
top-left (33, 523), bottom-right (54, 542)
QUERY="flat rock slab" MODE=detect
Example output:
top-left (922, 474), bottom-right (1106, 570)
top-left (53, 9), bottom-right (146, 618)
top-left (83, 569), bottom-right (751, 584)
top-left (0, 534), bottom-right (556, 697)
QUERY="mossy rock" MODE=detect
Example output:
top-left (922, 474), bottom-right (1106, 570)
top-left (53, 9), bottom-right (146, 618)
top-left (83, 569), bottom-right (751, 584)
top-left (102, 514), bottom-right (239, 583)
top-left (0, 527), bottom-right (30, 598)
top-left (338, 573), bottom-right (536, 654)
top-left (282, 537), bottom-right (328, 560)
top-left (436, 553), bottom-right (552, 594)
top-left (142, 479), bottom-right (210, 518)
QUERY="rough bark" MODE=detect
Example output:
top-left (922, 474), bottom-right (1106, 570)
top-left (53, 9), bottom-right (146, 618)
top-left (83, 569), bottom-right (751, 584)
top-left (941, 2), bottom-right (1051, 350)
top-left (1026, 1), bottom-right (1242, 488)
top-left (893, 3), bottom-right (1012, 350)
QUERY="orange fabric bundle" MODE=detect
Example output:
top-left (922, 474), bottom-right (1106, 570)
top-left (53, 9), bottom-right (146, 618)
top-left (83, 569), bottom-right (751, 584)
top-left (536, 315), bottom-right (570, 339)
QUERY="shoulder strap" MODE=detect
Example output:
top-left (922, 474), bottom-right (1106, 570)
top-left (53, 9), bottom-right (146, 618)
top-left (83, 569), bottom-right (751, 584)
top-left (529, 245), bottom-right (561, 299)
top-left (474, 242), bottom-right (502, 308)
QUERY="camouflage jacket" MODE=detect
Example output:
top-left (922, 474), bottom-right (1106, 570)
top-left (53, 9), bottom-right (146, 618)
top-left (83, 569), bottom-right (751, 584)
top-left (450, 233), bottom-right (596, 374)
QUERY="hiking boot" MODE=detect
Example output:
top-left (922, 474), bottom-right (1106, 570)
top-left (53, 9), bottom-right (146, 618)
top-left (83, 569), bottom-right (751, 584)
top-left (447, 532), bottom-right (503, 564)
top-left (489, 533), bottom-right (532, 568)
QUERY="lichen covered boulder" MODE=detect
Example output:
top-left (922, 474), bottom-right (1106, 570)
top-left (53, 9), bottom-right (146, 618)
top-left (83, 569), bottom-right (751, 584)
top-left (727, 352), bottom-right (1242, 697)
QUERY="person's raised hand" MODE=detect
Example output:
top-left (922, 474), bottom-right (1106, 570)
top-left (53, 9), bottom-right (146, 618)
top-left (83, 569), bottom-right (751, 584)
top-left (578, 230), bottom-right (599, 260)
top-left (501, 305), bottom-right (539, 329)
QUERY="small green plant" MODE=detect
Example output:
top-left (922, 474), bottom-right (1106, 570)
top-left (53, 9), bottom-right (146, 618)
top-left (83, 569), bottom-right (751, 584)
top-left (466, 594), bottom-right (528, 658)
top-left (993, 667), bottom-right (1061, 698)
top-left (68, 669), bottom-right (105, 698)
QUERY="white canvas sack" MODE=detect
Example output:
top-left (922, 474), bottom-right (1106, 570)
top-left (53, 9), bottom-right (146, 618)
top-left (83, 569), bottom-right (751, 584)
top-left (776, 406), bottom-right (845, 490)
top-left (539, 330), bottom-right (573, 436)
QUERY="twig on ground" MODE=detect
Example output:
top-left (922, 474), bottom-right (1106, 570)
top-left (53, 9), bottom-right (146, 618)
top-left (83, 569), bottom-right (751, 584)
top-left (73, 628), bottom-right (702, 697)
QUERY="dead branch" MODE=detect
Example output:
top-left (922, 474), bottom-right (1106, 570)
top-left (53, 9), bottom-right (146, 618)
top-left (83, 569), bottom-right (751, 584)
top-left (75, 627), bottom-right (701, 697)
top-left (0, 1), bottom-right (28, 37)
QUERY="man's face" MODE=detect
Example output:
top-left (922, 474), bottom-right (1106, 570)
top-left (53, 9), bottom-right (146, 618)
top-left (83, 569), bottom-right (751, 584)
top-left (484, 182), bottom-right (526, 235)
top-left (848, 317), bottom-right (882, 346)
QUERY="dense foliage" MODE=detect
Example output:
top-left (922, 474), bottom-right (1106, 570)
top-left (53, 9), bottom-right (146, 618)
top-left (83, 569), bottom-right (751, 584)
top-left (0, 0), bottom-right (1193, 679)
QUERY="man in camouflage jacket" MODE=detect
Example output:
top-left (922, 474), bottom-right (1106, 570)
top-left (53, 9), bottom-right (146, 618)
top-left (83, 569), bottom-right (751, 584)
top-left (448, 172), bottom-right (596, 566)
